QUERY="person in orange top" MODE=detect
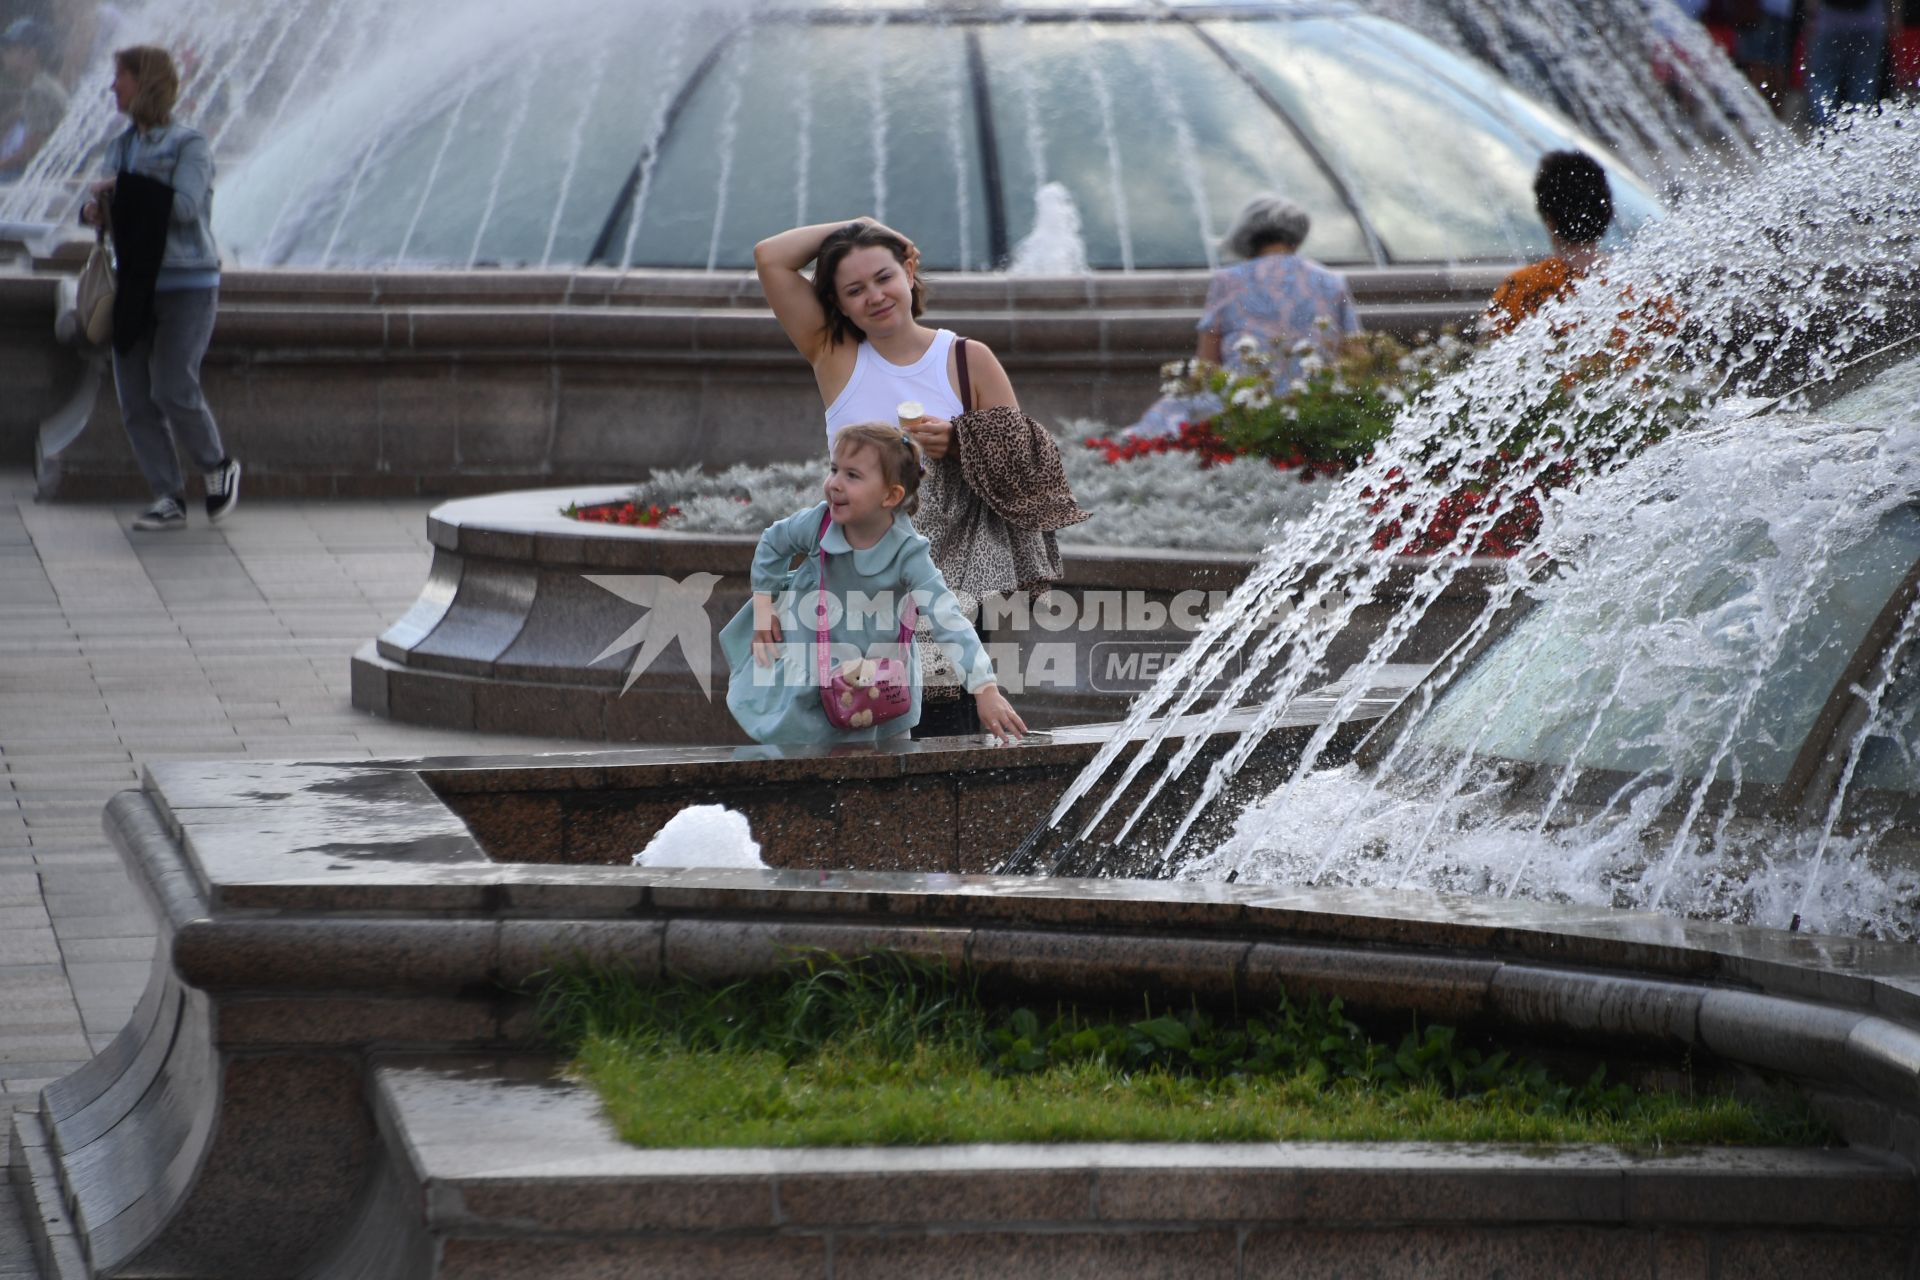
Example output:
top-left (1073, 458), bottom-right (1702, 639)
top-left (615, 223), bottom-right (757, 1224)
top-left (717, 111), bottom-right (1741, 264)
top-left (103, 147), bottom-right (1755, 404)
top-left (1484, 151), bottom-right (1614, 339)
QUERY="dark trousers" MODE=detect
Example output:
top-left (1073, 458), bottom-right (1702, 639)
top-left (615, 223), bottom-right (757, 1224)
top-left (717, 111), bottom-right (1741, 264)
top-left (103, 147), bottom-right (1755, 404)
top-left (912, 694), bottom-right (982, 740)
top-left (112, 286), bottom-right (225, 501)
top-left (911, 622), bottom-right (994, 740)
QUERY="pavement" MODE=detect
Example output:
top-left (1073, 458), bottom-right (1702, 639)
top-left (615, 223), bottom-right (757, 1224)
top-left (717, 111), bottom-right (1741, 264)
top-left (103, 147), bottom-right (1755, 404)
top-left (0, 468), bottom-right (610, 1277)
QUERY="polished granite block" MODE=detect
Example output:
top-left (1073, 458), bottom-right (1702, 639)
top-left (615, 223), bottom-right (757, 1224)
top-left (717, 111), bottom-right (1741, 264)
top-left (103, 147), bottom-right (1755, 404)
top-left (357, 475), bottom-right (1481, 743)
top-left (16, 726), bottom-right (1920, 1278)
top-left (336, 1058), bottom-right (1917, 1280)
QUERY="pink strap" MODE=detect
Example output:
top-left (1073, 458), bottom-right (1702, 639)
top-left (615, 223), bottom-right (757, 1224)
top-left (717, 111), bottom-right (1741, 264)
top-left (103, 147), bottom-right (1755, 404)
top-left (814, 509), bottom-right (915, 688)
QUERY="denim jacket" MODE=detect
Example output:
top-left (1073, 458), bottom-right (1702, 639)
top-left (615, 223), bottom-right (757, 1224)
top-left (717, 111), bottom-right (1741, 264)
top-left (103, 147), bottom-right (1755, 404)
top-left (104, 124), bottom-right (219, 275)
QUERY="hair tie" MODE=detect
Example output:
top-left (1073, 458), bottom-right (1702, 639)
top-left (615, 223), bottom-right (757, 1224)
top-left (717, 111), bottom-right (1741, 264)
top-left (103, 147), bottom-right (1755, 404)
top-left (898, 431), bottom-right (926, 475)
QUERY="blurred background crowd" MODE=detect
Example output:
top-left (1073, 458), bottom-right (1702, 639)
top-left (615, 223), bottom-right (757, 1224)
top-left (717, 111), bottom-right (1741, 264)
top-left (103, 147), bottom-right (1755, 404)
top-left (1669, 1), bottom-right (1915, 122)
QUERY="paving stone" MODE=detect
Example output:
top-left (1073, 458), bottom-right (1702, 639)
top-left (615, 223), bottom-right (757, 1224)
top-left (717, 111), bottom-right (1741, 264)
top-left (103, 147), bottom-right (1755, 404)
top-left (53, 937), bottom-right (155, 964)
top-left (0, 471), bottom-right (600, 1280)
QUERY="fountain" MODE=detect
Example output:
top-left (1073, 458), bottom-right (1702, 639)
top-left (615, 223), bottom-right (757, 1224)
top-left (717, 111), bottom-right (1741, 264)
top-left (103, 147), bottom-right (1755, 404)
top-left (18, 13), bottom-right (1920, 1280)
top-left (2, 0), bottom-right (1724, 270)
top-left (2, 0), bottom-right (1755, 496)
top-left (1026, 106), bottom-right (1920, 941)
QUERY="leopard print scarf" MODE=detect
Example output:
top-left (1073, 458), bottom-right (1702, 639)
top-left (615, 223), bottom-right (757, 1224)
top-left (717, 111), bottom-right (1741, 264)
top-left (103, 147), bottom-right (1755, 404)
top-left (914, 406), bottom-right (1090, 696)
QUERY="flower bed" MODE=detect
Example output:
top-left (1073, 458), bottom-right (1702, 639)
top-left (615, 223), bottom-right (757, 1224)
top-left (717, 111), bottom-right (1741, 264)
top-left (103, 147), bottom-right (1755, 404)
top-left (558, 448), bottom-right (1336, 552)
top-left (560, 499), bottom-right (679, 527)
top-left (559, 325), bottom-right (1688, 558)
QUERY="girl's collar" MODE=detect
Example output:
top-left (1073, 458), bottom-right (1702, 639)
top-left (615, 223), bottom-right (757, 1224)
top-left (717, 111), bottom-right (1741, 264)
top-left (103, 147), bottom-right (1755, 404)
top-left (820, 511), bottom-right (915, 572)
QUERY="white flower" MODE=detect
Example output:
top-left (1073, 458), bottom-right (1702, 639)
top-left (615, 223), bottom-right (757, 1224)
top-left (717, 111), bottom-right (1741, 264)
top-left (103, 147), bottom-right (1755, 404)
top-left (1160, 360), bottom-right (1188, 378)
top-left (1299, 354), bottom-right (1326, 375)
top-left (1396, 355), bottom-right (1418, 373)
top-left (1313, 315), bottom-right (1333, 330)
top-left (1329, 379), bottom-right (1350, 395)
top-left (1230, 385), bottom-right (1272, 411)
top-left (1160, 379), bottom-right (1186, 395)
top-left (1231, 334), bottom-right (1263, 358)
top-left (1385, 387), bottom-right (1407, 405)
top-left (1290, 339), bottom-right (1316, 357)
top-left (1288, 379), bottom-right (1309, 395)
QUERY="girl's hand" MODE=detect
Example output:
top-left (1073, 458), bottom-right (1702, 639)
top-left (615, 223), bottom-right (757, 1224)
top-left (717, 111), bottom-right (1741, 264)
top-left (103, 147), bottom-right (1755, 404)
top-left (974, 684), bottom-right (1026, 742)
top-left (907, 414), bottom-right (953, 460)
top-left (751, 593), bottom-right (783, 667)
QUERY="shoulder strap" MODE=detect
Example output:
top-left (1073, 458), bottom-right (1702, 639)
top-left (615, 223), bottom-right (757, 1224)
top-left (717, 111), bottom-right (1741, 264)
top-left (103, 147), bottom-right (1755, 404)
top-left (814, 509), bottom-right (915, 681)
top-left (955, 336), bottom-right (973, 415)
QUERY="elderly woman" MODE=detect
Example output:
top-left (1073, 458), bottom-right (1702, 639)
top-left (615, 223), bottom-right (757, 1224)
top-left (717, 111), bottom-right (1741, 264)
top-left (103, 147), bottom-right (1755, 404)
top-left (1126, 194), bottom-right (1359, 439)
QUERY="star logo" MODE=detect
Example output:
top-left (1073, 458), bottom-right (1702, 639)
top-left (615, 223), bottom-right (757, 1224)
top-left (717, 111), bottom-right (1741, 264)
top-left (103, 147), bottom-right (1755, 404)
top-left (583, 573), bottom-right (724, 697)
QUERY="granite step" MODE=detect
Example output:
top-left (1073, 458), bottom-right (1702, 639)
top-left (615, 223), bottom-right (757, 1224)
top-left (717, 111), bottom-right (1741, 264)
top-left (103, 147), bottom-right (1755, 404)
top-left (311, 1055), bottom-right (1920, 1280)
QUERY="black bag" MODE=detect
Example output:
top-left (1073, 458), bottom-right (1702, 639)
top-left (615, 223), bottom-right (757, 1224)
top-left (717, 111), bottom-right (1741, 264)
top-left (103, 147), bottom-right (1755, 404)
top-left (107, 171), bottom-right (174, 355)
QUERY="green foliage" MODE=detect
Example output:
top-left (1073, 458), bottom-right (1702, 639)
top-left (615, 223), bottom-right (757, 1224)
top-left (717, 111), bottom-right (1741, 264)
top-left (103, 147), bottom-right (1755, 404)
top-left (534, 952), bottom-right (1829, 1150)
top-left (538, 949), bottom-right (981, 1064)
top-left (1166, 329), bottom-right (1472, 467)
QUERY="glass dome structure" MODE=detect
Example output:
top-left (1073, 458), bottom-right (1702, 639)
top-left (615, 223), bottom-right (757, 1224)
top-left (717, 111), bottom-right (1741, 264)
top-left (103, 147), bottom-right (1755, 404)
top-left (211, 0), bottom-right (1661, 271)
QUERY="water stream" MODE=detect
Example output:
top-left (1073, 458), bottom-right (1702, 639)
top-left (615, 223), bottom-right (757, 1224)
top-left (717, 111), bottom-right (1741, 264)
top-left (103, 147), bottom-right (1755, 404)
top-left (1041, 107), bottom-right (1920, 939)
top-left (0, 0), bottom-right (1775, 269)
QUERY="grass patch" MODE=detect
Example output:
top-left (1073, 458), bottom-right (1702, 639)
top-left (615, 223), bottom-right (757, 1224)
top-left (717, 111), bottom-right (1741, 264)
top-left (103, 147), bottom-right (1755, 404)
top-left (536, 952), bottom-right (1830, 1149)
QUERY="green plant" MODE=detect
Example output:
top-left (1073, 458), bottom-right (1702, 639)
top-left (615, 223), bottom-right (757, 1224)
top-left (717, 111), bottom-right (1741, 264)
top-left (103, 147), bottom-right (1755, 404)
top-left (1162, 328), bottom-right (1472, 468)
top-left (533, 951), bottom-right (1829, 1150)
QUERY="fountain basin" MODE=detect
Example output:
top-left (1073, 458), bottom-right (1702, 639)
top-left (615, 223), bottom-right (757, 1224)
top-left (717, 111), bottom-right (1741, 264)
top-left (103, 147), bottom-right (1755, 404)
top-left (349, 485), bottom-right (1500, 741)
top-left (8, 262), bottom-right (1504, 501)
top-left (11, 729), bottom-right (1920, 1278)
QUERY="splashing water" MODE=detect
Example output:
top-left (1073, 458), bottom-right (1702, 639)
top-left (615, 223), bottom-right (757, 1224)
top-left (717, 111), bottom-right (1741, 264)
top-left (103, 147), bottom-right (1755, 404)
top-left (1042, 108), bottom-right (1920, 939)
top-left (0, 0), bottom-right (1774, 266)
top-left (1007, 182), bottom-right (1088, 276)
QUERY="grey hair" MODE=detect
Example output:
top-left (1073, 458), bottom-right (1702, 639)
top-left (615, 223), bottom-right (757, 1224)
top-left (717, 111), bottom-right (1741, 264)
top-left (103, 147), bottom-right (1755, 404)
top-left (1224, 194), bottom-right (1310, 259)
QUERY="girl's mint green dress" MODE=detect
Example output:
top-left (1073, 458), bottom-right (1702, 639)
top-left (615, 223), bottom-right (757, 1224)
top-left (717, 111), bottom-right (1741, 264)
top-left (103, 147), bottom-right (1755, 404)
top-left (720, 502), bottom-right (997, 745)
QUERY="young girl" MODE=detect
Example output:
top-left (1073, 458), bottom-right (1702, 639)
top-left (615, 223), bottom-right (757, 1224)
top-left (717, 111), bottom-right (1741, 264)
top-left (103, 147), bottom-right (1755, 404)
top-left (719, 423), bottom-right (1026, 746)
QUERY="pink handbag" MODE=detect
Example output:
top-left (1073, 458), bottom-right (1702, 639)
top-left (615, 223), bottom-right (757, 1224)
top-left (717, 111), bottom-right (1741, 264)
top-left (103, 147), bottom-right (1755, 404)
top-left (814, 511), bottom-right (916, 731)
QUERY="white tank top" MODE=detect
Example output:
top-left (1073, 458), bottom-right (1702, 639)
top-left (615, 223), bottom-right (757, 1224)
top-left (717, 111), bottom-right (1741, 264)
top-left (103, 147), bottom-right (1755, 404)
top-left (823, 328), bottom-right (964, 448)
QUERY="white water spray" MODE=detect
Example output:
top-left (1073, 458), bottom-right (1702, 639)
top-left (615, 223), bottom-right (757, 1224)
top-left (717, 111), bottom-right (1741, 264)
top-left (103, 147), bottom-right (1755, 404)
top-left (1045, 109), bottom-right (1920, 939)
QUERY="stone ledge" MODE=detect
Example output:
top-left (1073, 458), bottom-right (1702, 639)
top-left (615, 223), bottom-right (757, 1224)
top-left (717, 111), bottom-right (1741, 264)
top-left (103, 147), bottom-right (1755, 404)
top-left (16, 263), bottom-right (1495, 500)
top-left (304, 1056), bottom-right (1916, 1280)
top-left (25, 742), bottom-right (1920, 1278)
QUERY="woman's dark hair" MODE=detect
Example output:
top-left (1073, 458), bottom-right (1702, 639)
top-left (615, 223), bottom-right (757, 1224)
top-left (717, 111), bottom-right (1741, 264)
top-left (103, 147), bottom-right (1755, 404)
top-left (812, 222), bottom-right (926, 346)
top-left (1533, 150), bottom-right (1613, 246)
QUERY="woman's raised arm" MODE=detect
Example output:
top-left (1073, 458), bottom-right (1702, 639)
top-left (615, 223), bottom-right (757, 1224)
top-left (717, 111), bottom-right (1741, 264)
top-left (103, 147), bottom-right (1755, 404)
top-left (753, 221), bottom-right (844, 362)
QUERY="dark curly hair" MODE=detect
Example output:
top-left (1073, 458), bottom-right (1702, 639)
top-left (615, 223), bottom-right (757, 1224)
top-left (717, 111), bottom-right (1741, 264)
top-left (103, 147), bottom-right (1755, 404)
top-left (812, 222), bottom-right (926, 347)
top-left (1533, 150), bottom-right (1613, 246)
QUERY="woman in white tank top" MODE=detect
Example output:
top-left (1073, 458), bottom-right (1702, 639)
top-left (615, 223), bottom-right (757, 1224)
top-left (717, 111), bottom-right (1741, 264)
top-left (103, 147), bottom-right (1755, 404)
top-left (753, 217), bottom-right (1022, 456)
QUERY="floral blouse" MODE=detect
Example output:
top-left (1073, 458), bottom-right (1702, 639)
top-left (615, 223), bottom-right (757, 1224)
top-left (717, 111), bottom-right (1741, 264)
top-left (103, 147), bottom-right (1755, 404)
top-left (1127, 254), bottom-right (1359, 438)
